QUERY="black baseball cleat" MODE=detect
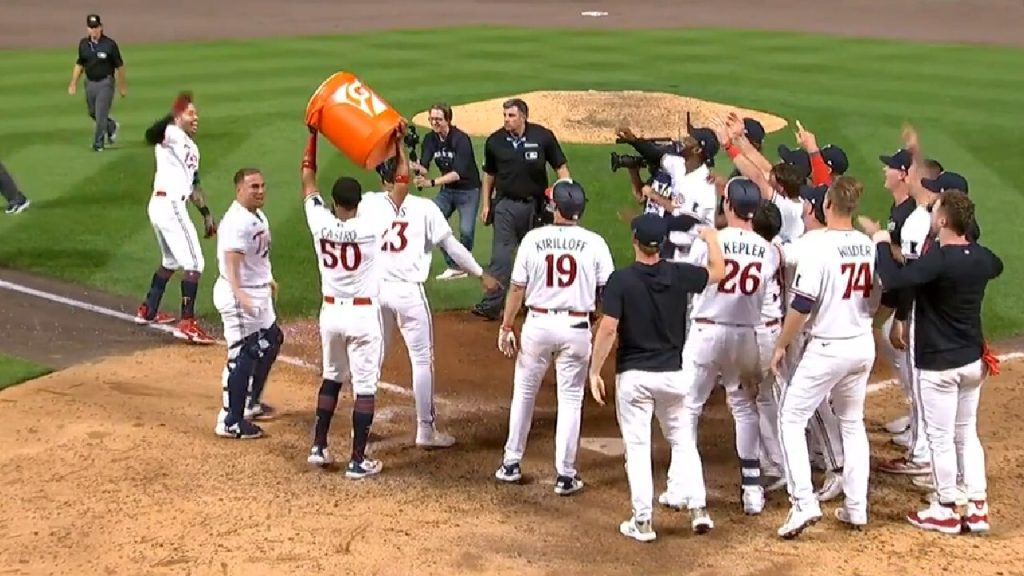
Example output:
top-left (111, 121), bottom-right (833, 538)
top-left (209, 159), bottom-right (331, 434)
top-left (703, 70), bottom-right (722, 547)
top-left (215, 419), bottom-right (264, 439)
top-left (471, 304), bottom-right (500, 320)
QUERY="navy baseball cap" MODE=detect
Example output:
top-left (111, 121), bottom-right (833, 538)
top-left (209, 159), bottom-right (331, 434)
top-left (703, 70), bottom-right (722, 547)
top-left (691, 128), bottom-right (720, 168)
top-left (800, 183), bottom-right (828, 224)
top-left (632, 213), bottom-right (668, 248)
top-left (725, 177), bottom-right (762, 220)
top-left (777, 145), bottom-right (812, 180)
top-left (921, 171), bottom-right (969, 194)
top-left (820, 145), bottom-right (849, 175)
top-left (549, 178), bottom-right (587, 219)
top-left (879, 148), bottom-right (913, 172)
top-left (86, 14), bottom-right (102, 27)
top-left (743, 118), bottom-right (766, 146)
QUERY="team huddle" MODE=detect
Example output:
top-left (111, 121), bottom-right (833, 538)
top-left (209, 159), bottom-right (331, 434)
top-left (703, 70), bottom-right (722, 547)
top-left (134, 92), bottom-right (1002, 544)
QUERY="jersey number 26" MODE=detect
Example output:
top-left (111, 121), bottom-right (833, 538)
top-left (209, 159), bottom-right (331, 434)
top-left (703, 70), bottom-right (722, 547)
top-left (320, 239), bottom-right (362, 271)
top-left (718, 259), bottom-right (761, 295)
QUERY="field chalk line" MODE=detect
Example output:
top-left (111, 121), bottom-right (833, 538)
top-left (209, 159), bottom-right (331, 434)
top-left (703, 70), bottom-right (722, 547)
top-left (3, 278), bottom-right (1022, 400)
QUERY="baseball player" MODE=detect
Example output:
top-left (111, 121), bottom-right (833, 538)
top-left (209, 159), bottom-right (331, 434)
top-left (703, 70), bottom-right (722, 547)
top-left (211, 167), bottom-right (283, 439)
top-left (588, 214), bottom-right (726, 542)
top-left (134, 92), bottom-right (217, 345)
top-left (771, 175), bottom-right (882, 539)
top-left (357, 124), bottom-right (499, 448)
top-left (299, 132), bottom-right (385, 478)
top-left (494, 178), bottom-right (614, 495)
top-left (673, 177), bottom-right (780, 529)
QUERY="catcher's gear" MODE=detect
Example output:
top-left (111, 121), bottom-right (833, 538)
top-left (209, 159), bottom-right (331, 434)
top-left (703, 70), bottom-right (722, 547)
top-left (497, 326), bottom-right (518, 358)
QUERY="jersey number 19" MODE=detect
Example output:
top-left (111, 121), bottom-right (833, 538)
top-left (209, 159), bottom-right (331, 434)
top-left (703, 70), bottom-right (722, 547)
top-left (545, 254), bottom-right (577, 287)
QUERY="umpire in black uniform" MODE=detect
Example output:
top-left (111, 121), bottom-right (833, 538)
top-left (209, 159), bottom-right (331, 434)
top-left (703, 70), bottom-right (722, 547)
top-left (472, 98), bottom-right (570, 319)
top-left (68, 14), bottom-right (126, 151)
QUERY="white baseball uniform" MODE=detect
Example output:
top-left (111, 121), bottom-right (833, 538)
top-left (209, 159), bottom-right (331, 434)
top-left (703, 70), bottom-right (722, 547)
top-left (770, 193), bottom-right (806, 243)
top-left (898, 205), bottom-right (933, 465)
top-left (304, 194), bottom-right (383, 396)
top-left (357, 191), bottom-right (483, 439)
top-left (755, 242), bottom-right (787, 475)
top-left (148, 123), bottom-right (203, 272)
top-left (779, 229), bottom-right (881, 520)
top-left (677, 226), bottom-right (779, 510)
top-left (660, 157), bottom-right (717, 264)
top-left (500, 223), bottom-right (614, 478)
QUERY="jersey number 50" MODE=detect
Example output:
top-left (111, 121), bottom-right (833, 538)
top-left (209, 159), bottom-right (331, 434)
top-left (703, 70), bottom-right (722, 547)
top-left (545, 254), bottom-right (577, 287)
top-left (841, 262), bottom-right (873, 299)
top-left (320, 239), bottom-right (362, 271)
top-left (718, 259), bottom-right (761, 295)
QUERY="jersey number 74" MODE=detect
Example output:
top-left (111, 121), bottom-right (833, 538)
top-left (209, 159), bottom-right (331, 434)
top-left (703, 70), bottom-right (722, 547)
top-left (840, 262), bottom-right (873, 299)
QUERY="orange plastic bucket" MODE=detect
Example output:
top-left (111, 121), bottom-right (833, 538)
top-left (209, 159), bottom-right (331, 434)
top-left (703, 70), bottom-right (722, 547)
top-left (305, 72), bottom-right (403, 170)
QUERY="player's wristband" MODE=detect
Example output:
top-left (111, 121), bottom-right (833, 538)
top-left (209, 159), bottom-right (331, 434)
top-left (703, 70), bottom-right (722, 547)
top-left (500, 325), bottom-right (513, 332)
top-left (198, 205), bottom-right (211, 217)
top-left (724, 142), bottom-right (740, 159)
top-left (395, 175), bottom-right (410, 184)
top-left (430, 178), bottom-right (435, 187)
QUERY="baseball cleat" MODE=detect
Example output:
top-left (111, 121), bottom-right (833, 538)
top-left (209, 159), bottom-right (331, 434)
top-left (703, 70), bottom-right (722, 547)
top-left (435, 268), bottom-right (468, 281)
top-left (554, 475), bottom-right (584, 496)
top-left (345, 458), bottom-right (382, 479)
top-left (416, 428), bottom-right (456, 449)
top-left (658, 491), bottom-right (687, 510)
top-left (891, 429), bottom-right (912, 449)
top-left (777, 505), bottom-right (822, 539)
top-left (689, 507), bottom-right (714, 534)
top-left (108, 121), bottom-right (120, 145)
top-left (495, 462), bottom-right (522, 483)
top-left (834, 507), bottom-right (867, 529)
top-left (907, 501), bottom-right (962, 535)
top-left (879, 457), bottom-right (931, 476)
top-left (619, 517), bottom-right (657, 543)
top-left (885, 414), bottom-right (912, 435)
top-left (962, 500), bottom-right (990, 534)
top-left (742, 486), bottom-right (765, 515)
top-left (174, 318), bottom-right (216, 345)
top-left (215, 419), bottom-right (264, 439)
top-left (134, 304), bottom-right (175, 325)
top-left (245, 402), bottom-right (275, 421)
top-left (4, 199), bottom-right (30, 215)
top-left (308, 445), bottom-right (334, 467)
top-left (816, 471), bottom-right (844, 502)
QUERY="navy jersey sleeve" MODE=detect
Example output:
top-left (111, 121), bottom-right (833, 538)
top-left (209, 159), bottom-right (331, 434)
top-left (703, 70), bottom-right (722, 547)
top-left (601, 270), bottom-right (626, 320)
top-left (876, 242), bottom-right (943, 291)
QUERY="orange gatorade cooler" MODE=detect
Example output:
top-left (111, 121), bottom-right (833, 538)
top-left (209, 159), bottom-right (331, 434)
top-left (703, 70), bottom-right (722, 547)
top-left (305, 72), bottom-right (403, 170)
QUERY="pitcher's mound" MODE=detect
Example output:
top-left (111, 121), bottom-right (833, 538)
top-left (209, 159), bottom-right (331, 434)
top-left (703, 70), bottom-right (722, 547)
top-left (412, 90), bottom-right (788, 145)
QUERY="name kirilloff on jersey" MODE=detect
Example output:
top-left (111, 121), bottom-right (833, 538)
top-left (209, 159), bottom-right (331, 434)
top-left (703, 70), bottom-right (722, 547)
top-left (517, 228), bottom-right (614, 312)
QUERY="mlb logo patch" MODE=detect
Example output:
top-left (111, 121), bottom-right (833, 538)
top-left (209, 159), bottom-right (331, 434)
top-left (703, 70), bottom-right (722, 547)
top-left (525, 151), bottom-right (538, 160)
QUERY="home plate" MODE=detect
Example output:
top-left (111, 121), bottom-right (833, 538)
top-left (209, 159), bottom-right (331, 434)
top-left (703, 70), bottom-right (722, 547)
top-left (580, 437), bottom-right (624, 456)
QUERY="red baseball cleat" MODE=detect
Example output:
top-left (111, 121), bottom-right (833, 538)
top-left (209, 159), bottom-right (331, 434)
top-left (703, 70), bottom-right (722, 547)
top-left (173, 318), bottom-right (216, 345)
top-left (134, 304), bottom-right (176, 325)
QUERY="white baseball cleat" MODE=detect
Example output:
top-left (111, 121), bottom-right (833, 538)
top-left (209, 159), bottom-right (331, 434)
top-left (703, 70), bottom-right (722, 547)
top-left (345, 458), bottom-right (383, 479)
top-left (834, 507), bottom-right (867, 529)
top-left (907, 501), bottom-right (962, 535)
top-left (416, 427), bottom-right (456, 449)
top-left (778, 504), bottom-right (822, 539)
top-left (495, 461), bottom-right (522, 483)
top-left (885, 414), bottom-right (912, 434)
top-left (962, 500), bottom-right (990, 534)
top-left (619, 517), bottom-right (657, 542)
top-left (742, 486), bottom-right (765, 515)
top-left (658, 491), bottom-right (687, 510)
top-left (891, 429), bottom-right (912, 449)
top-left (554, 475), bottom-right (584, 496)
top-left (689, 507), bottom-right (714, 534)
top-left (308, 445), bottom-right (334, 467)
top-left (816, 471), bottom-right (844, 502)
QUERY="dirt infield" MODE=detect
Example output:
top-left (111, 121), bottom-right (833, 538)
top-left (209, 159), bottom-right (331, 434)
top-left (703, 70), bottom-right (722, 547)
top-left (2, 1), bottom-right (1024, 575)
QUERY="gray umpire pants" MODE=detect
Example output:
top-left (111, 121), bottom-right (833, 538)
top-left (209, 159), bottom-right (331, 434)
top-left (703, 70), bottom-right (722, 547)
top-left (478, 197), bottom-right (536, 312)
top-left (0, 161), bottom-right (27, 206)
top-left (85, 77), bottom-right (117, 148)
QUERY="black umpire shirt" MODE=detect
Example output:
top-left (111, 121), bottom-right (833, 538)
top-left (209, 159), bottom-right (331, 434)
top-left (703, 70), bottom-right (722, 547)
top-left (483, 122), bottom-right (566, 201)
top-left (419, 126), bottom-right (481, 190)
top-left (602, 260), bottom-right (709, 373)
top-left (77, 35), bottom-right (123, 81)
top-left (876, 239), bottom-right (1003, 371)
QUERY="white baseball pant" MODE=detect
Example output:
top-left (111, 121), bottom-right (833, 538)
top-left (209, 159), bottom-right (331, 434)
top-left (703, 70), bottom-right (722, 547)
top-left (904, 309), bottom-right (932, 464)
top-left (779, 333), bottom-right (874, 516)
top-left (755, 321), bottom-right (784, 472)
top-left (679, 322), bottom-right (763, 509)
top-left (615, 369), bottom-right (688, 522)
top-left (148, 194), bottom-right (204, 272)
top-left (320, 296), bottom-right (384, 396)
top-left (501, 311), bottom-right (591, 477)
top-left (379, 280), bottom-right (435, 430)
top-left (918, 359), bottom-right (988, 504)
top-left (213, 278), bottom-right (276, 421)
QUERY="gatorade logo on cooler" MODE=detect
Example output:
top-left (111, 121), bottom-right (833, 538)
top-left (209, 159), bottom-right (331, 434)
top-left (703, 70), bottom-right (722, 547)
top-left (331, 80), bottom-right (389, 118)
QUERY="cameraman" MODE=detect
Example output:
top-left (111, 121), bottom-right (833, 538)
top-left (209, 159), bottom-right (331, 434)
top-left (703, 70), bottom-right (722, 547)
top-left (472, 98), bottom-right (569, 320)
top-left (412, 103), bottom-right (482, 281)
top-left (625, 165), bottom-right (679, 260)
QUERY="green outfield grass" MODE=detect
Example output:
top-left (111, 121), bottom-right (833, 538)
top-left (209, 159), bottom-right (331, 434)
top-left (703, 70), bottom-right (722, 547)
top-left (0, 355), bottom-right (50, 391)
top-left (0, 28), bottom-right (1021, 335)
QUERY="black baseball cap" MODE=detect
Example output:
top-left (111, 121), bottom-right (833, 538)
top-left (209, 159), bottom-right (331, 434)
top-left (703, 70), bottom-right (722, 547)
top-left (820, 145), bottom-right (849, 175)
top-left (690, 127), bottom-right (720, 168)
top-left (743, 118), bottom-right (766, 146)
top-left (777, 145), bottom-right (812, 180)
top-left (726, 177), bottom-right (762, 220)
top-left (86, 14), bottom-right (102, 27)
top-left (879, 148), bottom-right (913, 172)
top-left (632, 213), bottom-right (668, 248)
top-left (549, 178), bottom-right (587, 220)
top-left (921, 171), bottom-right (969, 194)
top-left (800, 183), bottom-right (828, 224)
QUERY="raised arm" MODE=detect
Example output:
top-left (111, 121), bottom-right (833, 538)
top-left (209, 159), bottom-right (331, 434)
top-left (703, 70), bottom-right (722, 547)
top-left (301, 129), bottom-right (319, 200)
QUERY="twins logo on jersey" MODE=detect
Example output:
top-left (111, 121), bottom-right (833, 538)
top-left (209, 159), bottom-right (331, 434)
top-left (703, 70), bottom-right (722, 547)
top-left (183, 146), bottom-right (199, 173)
top-left (253, 229), bottom-right (271, 259)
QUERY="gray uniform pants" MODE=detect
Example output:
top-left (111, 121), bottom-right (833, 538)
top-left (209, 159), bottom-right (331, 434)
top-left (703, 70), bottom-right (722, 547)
top-left (85, 77), bottom-right (117, 148)
top-left (0, 161), bottom-right (27, 206)
top-left (478, 197), bottom-right (536, 311)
